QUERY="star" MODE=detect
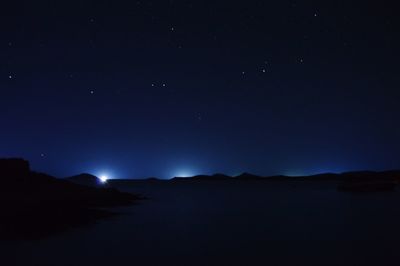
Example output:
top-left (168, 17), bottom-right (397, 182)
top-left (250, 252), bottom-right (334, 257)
top-left (162, 83), bottom-right (166, 87)
top-left (8, 75), bottom-right (13, 79)
top-left (90, 90), bottom-right (95, 94)
top-left (262, 69), bottom-right (266, 73)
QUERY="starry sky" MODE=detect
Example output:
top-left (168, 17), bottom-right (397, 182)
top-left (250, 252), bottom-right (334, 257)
top-left (1, 1), bottom-right (399, 179)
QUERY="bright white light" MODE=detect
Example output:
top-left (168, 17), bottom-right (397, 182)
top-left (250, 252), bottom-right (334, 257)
top-left (99, 175), bottom-right (108, 183)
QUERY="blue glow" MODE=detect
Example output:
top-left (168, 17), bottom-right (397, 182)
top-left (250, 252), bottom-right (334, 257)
top-left (174, 169), bottom-right (195, 178)
top-left (99, 175), bottom-right (108, 183)
top-left (95, 170), bottom-right (113, 183)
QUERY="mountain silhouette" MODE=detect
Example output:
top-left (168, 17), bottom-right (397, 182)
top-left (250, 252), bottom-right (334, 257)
top-left (235, 172), bottom-right (264, 180)
top-left (170, 170), bottom-right (400, 182)
top-left (67, 173), bottom-right (103, 187)
top-left (168, 171), bottom-right (400, 192)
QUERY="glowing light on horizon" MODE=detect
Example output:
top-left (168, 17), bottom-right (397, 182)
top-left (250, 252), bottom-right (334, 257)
top-left (99, 175), bottom-right (109, 183)
top-left (174, 169), bottom-right (195, 178)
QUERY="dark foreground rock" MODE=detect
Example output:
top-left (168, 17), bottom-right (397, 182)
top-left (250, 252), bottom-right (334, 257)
top-left (0, 158), bottom-right (141, 240)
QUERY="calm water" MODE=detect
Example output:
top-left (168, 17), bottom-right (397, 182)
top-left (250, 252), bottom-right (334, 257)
top-left (3, 180), bottom-right (400, 266)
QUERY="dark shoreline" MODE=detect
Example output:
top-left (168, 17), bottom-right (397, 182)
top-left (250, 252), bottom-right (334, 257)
top-left (0, 159), bottom-right (141, 240)
top-left (2, 158), bottom-right (399, 240)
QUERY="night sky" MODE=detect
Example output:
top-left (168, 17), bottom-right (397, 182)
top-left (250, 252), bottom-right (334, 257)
top-left (1, 1), bottom-right (399, 179)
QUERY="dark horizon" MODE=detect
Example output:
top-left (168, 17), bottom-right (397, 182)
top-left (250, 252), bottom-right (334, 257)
top-left (65, 168), bottom-right (400, 180)
top-left (4, 154), bottom-right (400, 180)
top-left (8, 157), bottom-right (400, 180)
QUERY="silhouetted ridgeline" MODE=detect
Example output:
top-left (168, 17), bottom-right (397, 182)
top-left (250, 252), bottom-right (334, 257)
top-left (105, 171), bottom-right (400, 190)
top-left (171, 171), bottom-right (400, 182)
top-left (0, 158), bottom-right (140, 240)
top-left (170, 171), bottom-right (400, 192)
top-left (67, 173), bottom-right (104, 187)
top-left (106, 170), bottom-right (400, 192)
